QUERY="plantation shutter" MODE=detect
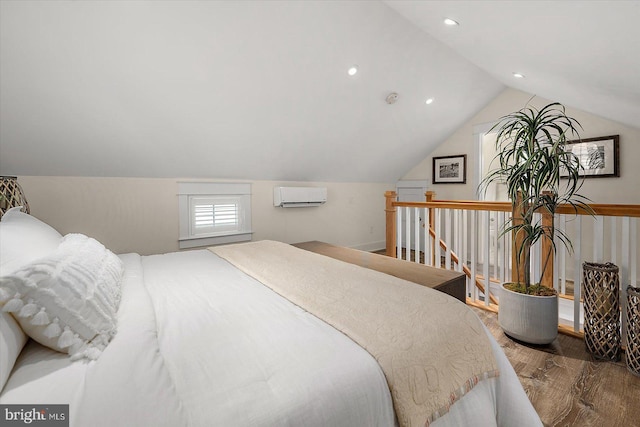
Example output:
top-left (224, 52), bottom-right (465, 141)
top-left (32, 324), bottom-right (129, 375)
top-left (190, 197), bottom-right (241, 236)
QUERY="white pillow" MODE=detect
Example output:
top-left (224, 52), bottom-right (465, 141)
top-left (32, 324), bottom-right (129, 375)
top-left (0, 207), bottom-right (63, 276)
top-left (0, 311), bottom-right (28, 391)
top-left (0, 207), bottom-right (61, 387)
top-left (0, 233), bottom-right (124, 361)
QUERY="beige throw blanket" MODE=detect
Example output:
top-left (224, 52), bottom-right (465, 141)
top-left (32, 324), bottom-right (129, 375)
top-left (211, 241), bottom-right (498, 427)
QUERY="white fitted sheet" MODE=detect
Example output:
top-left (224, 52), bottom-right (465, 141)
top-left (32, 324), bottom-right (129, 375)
top-left (1, 249), bottom-right (541, 427)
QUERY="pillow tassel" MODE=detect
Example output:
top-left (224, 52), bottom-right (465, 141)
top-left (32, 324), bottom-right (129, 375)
top-left (43, 317), bottom-right (62, 338)
top-left (2, 293), bottom-right (24, 313)
top-left (31, 307), bottom-right (50, 325)
top-left (68, 336), bottom-right (85, 355)
top-left (57, 327), bottom-right (75, 348)
top-left (18, 299), bottom-right (39, 318)
top-left (84, 346), bottom-right (103, 361)
top-left (95, 332), bottom-right (110, 346)
top-left (0, 287), bottom-right (11, 303)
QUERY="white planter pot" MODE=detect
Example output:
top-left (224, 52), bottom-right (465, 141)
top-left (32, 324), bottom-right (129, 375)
top-left (498, 283), bottom-right (558, 344)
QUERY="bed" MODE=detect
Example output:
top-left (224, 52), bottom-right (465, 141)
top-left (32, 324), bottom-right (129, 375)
top-left (0, 207), bottom-right (542, 427)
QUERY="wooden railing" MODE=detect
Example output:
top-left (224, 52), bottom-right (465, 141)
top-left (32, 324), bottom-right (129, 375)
top-left (385, 191), bottom-right (640, 338)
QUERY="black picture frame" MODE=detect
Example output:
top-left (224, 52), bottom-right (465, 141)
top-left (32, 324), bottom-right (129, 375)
top-left (433, 154), bottom-right (467, 184)
top-left (563, 135), bottom-right (620, 178)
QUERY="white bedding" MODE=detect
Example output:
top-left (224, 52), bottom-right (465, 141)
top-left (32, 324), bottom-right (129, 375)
top-left (1, 249), bottom-right (541, 427)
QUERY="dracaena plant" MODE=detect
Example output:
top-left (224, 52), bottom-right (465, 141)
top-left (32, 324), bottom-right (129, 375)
top-left (480, 102), bottom-right (592, 294)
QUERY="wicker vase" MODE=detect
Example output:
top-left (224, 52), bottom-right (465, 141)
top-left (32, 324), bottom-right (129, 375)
top-left (583, 262), bottom-right (620, 361)
top-left (626, 286), bottom-right (640, 376)
top-left (0, 176), bottom-right (30, 218)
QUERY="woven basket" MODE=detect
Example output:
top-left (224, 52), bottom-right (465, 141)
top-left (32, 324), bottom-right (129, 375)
top-left (0, 176), bottom-right (30, 218)
top-left (583, 262), bottom-right (620, 361)
top-left (627, 286), bottom-right (640, 376)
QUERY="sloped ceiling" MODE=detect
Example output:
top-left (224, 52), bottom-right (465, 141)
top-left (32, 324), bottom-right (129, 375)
top-left (0, 1), bottom-right (503, 182)
top-left (1, 1), bottom-right (637, 183)
top-left (385, 1), bottom-right (640, 128)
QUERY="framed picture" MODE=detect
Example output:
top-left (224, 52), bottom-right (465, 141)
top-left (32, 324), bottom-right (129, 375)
top-left (433, 154), bottom-right (467, 184)
top-left (563, 135), bottom-right (620, 178)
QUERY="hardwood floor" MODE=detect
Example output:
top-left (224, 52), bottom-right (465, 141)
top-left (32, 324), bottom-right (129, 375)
top-left (373, 247), bottom-right (637, 424)
top-left (472, 307), bottom-right (640, 427)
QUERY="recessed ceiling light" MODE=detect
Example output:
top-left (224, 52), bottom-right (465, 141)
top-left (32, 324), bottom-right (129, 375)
top-left (347, 65), bottom-right (358, 76)
top-left (444, 18), bottom-right (459, 26)
top-left (513, 72), bottom-right (525, 78)
top-left (425, 98), bottom-right (434, 105)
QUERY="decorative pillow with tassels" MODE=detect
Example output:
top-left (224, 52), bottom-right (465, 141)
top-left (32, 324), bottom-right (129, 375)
top-left (0, 233), bottom-right (123, 361)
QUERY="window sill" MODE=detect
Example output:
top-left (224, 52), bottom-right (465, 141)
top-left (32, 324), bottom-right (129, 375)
top-left (179, 232), bottom-right (253, 249)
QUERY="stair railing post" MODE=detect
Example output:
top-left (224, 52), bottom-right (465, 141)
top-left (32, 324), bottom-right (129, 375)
top-left (385, 191), bottom-right (397, 257)
top-left (512, 192), bottom-right (526, 284)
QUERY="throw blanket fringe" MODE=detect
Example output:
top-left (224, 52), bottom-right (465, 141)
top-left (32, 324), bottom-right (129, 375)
top-left (211, 241), bottom-right (498, 427)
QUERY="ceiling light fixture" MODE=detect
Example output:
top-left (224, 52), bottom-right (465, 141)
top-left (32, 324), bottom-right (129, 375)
top-left (425, 98), bottom-right (434, 105)
top-left (513, 72), bottom-right (525, 78)
top-left (443, 18), bottom-right (459, 26)
top-left (347, 65), bottom-right (358, 76)
top-left (386, 92), bottom-right (399, 104)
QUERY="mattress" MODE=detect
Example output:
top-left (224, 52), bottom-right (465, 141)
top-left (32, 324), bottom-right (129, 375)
top-left (1, 248), bottom-right (541, 426)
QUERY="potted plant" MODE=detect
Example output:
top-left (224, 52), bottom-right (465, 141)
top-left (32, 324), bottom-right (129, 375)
top-left (481, 102), bottom-right (591, 344)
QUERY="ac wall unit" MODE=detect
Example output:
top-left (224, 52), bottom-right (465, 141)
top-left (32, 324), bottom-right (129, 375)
top-left (273, 186), bottom-right (327, 208)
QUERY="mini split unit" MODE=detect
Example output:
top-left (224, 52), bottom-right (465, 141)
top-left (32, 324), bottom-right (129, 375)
top-left (273, 186), bottom-right (327, 208)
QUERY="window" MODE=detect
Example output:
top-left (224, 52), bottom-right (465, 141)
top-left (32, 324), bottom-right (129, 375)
top-left (190, 197), bottom-right (239, 236)
top-left (178, 182), bottom-right (252, 249)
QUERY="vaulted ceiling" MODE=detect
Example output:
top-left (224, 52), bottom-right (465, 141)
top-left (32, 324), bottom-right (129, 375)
top-left (1, 1), bottom-right (637, 183)
top-left (385, 1), bottom-right (640, 129)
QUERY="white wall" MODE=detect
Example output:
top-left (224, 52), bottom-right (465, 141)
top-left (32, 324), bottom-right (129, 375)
top-left (403, 88), bottom-right (640, 204)
top-left (18, 176), bottom-right (392, 255)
